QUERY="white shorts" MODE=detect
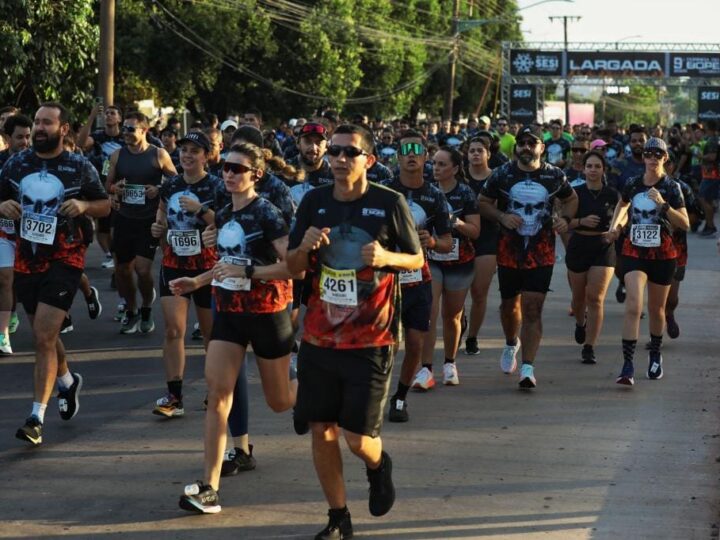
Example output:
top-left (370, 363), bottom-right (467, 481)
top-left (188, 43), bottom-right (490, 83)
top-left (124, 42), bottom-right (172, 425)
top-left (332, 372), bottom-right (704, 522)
top-left (0, 237), bottom-right (16, 268)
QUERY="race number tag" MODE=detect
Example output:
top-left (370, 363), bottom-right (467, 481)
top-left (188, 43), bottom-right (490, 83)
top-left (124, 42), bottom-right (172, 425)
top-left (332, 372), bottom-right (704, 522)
top-left (211, 256), bottom-right (251, 291)
top-left (123, 184), bottom-right (146, 205)
top-left (168, 229), bottom-right (201, 256)
top-left (399, 269), bottom-right (422, 285)
top-left (101, 159), bottom-right (110, 177)
top-left (0, 218), bottom-right (15, 235)
top-left (630, 224), bottom-right (661, 247)
top-left (428, 238), bottom-right (460, 261)
top-left (320, 265), bottom-right (358, 307)
top-left (20, 213), bottom-right (57, 245)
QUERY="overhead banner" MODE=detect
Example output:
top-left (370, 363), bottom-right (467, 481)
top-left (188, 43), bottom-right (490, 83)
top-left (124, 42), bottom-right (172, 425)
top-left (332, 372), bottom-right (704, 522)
top-left (698, 87), bottom-right (720, 121)
top-left (670, 53), bottom-right (720, 77)
top-left (509, 84), bottom-right (537, 123)
top-left (510, 49), bottom-right (562, 77)
top-left (567, 51), bottom-right (665, 77)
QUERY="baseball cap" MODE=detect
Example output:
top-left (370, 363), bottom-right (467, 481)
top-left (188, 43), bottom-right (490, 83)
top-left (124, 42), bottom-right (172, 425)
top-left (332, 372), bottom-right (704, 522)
top-left (220, 119), bottom-right (238, 132)
top-left (516, 126), bottom-right (542, 143)
top-left (298, 122), bottom-right (328, 140)
top-left (644, 137), bottom-right (668, 153)
top-left (479, 115), bottom-right (491, 126)
top-left (177, 131), bottom-right (211, 152)
top-left (589, 139), bottom-right (607, 150)
top-left (232, 125), bottom-right (264, 148)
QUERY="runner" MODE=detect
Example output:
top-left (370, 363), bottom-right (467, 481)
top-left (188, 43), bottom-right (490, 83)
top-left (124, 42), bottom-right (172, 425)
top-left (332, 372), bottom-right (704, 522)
top-left (607, 138), bottom-right (689, 385)
top-left (0, 102), bottom-right (110, 445)
top-left (175, 142), bottom-right (297, 513)
top-left (106, 111), bottom-right (177, 334)
top-left (464, 138), bottom-right (498, 355)
top-left (544, 119), bottom-right (571, 169)
top-left (565, 150), bottom-right (619, 364)
top-left (478, 127), bottom-right (577, 389)
top-left (150, 131), bottom-right (220, 418)
top-left (161, 126), bottom-right (181, 169)
top-left (422, 147), bottom-right (479, 384)
top-left (287, 124), bottom-right (423, 539)
top-left (698, 120), bottom-right (719, 237)
top-left (381, 130), bottom-right (452, 422)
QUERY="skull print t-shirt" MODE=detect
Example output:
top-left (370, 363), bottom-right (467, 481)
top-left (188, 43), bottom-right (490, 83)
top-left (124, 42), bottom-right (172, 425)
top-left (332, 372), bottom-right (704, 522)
top-left (433, 181), bottom-right (479, 266)
top-left (481, 161), bottom-right (572, 269)
top-left (215, 172), bottom-right (295, 228)
top-left (213, 197), bottom-right (291, 314)
top-left (621, 175), bottom-right (685, 261)
top-left (288, 183), bottom-right (422, 350)
top-left (0, 149), bottom-right (108, 273)
top-left (159, 173), bottom-right (221, 270)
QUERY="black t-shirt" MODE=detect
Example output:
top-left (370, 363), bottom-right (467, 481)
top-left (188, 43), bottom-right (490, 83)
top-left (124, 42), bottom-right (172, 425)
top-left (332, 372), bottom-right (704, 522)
top-left (468, 174), bottom-right (499, 250)
top-left (431, 181), bottom-right (478, 266)
top-left (544, 137), bottom-right (571, 166)
top-left (573, 183), bottom-right (619, 232)
top-left (90, 130), bottom-right (125, 178)
top-left (287, 156), bottom-right (334, 187)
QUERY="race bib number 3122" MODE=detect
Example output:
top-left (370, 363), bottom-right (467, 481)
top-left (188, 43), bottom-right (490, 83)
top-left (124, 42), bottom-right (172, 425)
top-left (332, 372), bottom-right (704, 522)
top-left (630, 224), bottom-right (661, 247)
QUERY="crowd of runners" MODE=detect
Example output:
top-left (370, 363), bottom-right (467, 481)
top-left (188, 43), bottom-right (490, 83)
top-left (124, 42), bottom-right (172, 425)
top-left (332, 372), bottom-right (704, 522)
top-left (1, 100), bottom-right (715, 539)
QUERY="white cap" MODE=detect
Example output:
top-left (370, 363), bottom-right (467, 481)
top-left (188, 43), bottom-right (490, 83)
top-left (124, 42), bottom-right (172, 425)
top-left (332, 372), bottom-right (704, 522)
top-left (220, 119), bottom-right (238, 131)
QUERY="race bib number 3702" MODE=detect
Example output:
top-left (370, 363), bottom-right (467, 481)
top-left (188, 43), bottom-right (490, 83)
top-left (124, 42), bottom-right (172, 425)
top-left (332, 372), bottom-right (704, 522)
top-left (20, 213), bottom-right (57, 245)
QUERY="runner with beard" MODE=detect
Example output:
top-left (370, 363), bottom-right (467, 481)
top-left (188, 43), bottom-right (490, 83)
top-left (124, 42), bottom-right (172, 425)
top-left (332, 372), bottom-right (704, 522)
top-left (106, 111), bottom-right (177, 334)
top-left (174, 143), bottom-right (297, 514)
top-left (607, 138), bottom-right (689, 386)
top-left (464, 138), bottom-right (498, 356)
top-left (381, 130), bottom-right (452, 421)
top-left (478, 127), bottom-right (577, 389)
top-left (0, 102), bottom-right (110, 445)
top-left (150, 131), bottom-right (220, 419)
top-left (287, 124), bottom-right (422, 539)
top-left (421, 147), bottom-right (479, 385)
top-left (205, 128), bottom-right (224, 177)
top-left (0, 114), bottom-right (32, 354)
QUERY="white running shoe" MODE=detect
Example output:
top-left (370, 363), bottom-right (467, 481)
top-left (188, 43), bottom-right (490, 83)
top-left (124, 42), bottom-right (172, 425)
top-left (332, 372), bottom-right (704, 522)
top-left (518, 363), bottom-right (537, 389)
top-left (500, 339), bottom-right (521, 374)
top-left (0, 333), bottom-right (12, 355)
top-left (411, 367), bottom-right (436, 390)
top-left (101, 257), bottom-right (115, 269)
top-left (442, 363), bottom-right (459, 385)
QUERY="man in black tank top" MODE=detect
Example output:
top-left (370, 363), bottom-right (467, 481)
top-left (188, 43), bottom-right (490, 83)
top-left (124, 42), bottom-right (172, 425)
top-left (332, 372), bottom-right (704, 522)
top-left (106, 112), bottom-right (176, 335)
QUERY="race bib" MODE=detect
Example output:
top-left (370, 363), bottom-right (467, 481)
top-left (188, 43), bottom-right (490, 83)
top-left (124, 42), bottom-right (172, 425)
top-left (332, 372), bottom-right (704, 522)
top-left (168, 229), bottom-right (201, 256)
top-left (20, 213), bottom-right (57, 245)
top-left (123, 184), bottom-right (146, 205)
top-left (101, 159), bottom-right (110, 177)
top-left (0, 218), bottom-right (15, 235)
top-left (320, 265), bottom-right (358, 307)
top-left (630, 224), bottom-right (661, 247)
top-left (211, 256), bottom-right (251, 291)
top-left (399, 269), bottom-right (422, 285)
top-left (428, 238), bottom-right (459, 262)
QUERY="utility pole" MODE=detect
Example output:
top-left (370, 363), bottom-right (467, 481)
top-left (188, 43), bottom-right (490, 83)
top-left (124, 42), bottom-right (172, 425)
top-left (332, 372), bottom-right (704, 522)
top-left (549, 15), bottom-right (580, 126)
top-left (99, 0), bottom-right (115, 106)
top-left (443, 0), bottom-right (461, 122)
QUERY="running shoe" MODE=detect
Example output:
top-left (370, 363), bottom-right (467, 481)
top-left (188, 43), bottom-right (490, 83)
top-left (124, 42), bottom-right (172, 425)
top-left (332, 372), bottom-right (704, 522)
top-left (293, 406), bottom-right (309, 435)
top-left (114, 302), bottom-right (126, 322)
top-left (191, 322), bottom-right (202, 341)
top-left (366, 451), bottom-right (395, 517)
top-left (411, 367), bottom-right (435, 391)
top-left (139, 307), bottom-right (155, 334)
top-left (0, 333), bottom-right (12, 355)
top-left (179, 482), bottom-right (221, 514)
top-left (647, 351), bottom-right (663, 380)
top-left (700, 227), bottom-right (717, 238)
top-left (60, 315), bottom-right (74, 334)
top-left (315, 509), bottom-right (353, 540)
top-left (8, 312), bottom-right (18, 334)
top-left (616, 360), bottom-right (635, 386)
top-left (86, 286), bottom-right (102, 319)
top-left (58, 372), bottom-right (83, 421)
top-left (15, 416), bottom-right (42, 446)
top-left (120, 311), bottom-right (140, 334)
top-left (666, 314), bottom-right (680, 339)
top-left (574, 322), bottom-right (586, 345)
top-left (615, 283), bottom-right (626, 303)
top-left (465, 337), bottom-right (480, 356)
top-left (101, 256), bottom-right (115, 269)
top-left (581, 345), bottom-right (596, 365)
top-left (442, 362), bottom-right (460, 385)
top-left (518, 363), bottom-right (536, 389)
top-left (153, 394), bottom-right (185, 418)
top-left (500, 339), bottom-right (520, 374)
top-left (388, 397), bottom-right (408, 423)
top-left (221, 445), bottom-right (256, 476)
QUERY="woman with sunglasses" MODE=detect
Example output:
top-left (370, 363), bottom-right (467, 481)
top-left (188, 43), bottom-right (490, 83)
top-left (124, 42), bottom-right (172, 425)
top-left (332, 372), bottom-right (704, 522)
top-left (565, 150), bottom-right (619, 364)
top-left (173, 143), bottom-right (297, 514)
top-left (422, 147), bottom-right (480, 384)
top-left (150, 131), bottom-right (220, 419)
top-left (464, 138), bottom-right (497, 356)
top-left (607, 138), bottom-right (689, 385)
top-left (565, 140), bottom-right (590, 187)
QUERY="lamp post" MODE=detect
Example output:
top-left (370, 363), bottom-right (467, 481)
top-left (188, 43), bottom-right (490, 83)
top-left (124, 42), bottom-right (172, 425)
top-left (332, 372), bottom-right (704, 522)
top-left (549, 14), bottom-right (581, 126)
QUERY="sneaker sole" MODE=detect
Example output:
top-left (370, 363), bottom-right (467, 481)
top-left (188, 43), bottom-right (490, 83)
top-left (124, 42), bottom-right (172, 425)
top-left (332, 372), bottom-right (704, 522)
top-left (88, 287), bottom-right (102, 319)
top-left (60, 373), bottom-right (83, 421)
top-left (616, 377), bottom-right (634, 386)
top-left (152, 408), bottom-right (185, 418)
top-left (518, 378), bottom-right (536, 389)
top-left (464, 349), bottom-right (480, 356)
top-left (443, 379), bottom-right (459, 386)
top-left (15, 429), bottom-right (42, 445)
top-left (647, 371), bottom-right (664, 380)
top-left (178, 496), bottom-right (221, 514)
top-left (581, 359), bottom-right (597, 365)
top-left (140, 324), bottom-right (155, 334)
top-left (411, 383), bottom-right (435, 391)
top-left (120, 325), bottom-right (139, 334)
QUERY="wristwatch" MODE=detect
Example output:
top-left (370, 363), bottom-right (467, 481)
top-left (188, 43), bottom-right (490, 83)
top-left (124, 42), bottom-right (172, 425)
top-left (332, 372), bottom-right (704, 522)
top-left (196, 204), bottom-right (209, 218)
top-left (244, 264), bottom-right (255, 279)
top-left (660, 202), bottom-right (670, 213)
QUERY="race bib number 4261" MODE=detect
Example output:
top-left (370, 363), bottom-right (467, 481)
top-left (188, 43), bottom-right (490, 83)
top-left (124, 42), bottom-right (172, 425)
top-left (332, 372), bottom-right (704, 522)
top-left (320, 265), bottom-right (358, 306)
top-left (20, 213), bottom-right (57, 245)
top-left (630, 224), bottom-right (661, 247)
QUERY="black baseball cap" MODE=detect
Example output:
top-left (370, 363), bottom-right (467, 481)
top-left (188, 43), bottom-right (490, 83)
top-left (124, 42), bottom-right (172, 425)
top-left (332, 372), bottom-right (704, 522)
top-left (516, 126), bottom-right (542, 143)
top-left (177, 131), bottom-right (210, 152)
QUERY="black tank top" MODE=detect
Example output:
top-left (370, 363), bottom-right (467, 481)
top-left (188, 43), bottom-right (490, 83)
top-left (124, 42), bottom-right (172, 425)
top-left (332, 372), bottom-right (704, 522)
top-left (116, 145), bottom-right (163, 220)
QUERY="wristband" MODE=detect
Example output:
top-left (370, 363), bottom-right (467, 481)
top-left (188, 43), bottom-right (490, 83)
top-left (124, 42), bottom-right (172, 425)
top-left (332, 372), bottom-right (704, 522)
top-left (660, 202), bottom-right (670, 214)
top-left (245, 264), bottom-right (255, 280)
top-left (196, 203), bottom-right (209, 218)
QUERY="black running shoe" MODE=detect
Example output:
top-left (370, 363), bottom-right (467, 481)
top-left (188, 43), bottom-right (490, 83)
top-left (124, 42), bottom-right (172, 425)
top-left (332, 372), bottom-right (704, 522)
top-left (58, 372), bottom-right (83, 420)
top-left (666, 315), bottom-right (680, 339)
top-left (293, 407), bottom-right (309, 435)
top-left (366, 451), bottom-right (395, 517)
top-left (15, 416), bottom-right (42, 445)
top-left (581, 345), bottom-right (596, 365)
top-left (86, 286), bottom-right (102, 320)
top-left (315, 509), bottom-right (353, 540)
top-left (221, 445), bottom-right (256, 476)
top-left (179, 482), bottom-right (221, 514)
top-left (647, 351), bottom-right (663, 380)
top-left (60, 315), bottom-right (74, 334)
top-left (574, 323), bottom-right (586, 345)
top-left (465, 337), bottom-right (480, 356)
top-left (388, 397), bottom-right (408, 423)
top-left (616, 360), bottom-right (634, 386)
top-left (191, 323), bottom-right (202, 341)
top-left (615, 283), bottom-right (626, 303)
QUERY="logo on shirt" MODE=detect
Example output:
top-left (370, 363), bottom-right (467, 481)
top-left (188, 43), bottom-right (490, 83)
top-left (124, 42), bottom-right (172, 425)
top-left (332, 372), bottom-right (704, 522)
top-left (362, 208), bottom-right (385, 218)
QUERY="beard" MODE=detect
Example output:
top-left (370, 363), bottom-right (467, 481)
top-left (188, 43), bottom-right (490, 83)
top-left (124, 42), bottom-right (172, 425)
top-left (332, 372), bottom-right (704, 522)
top-left (517, 151), bottom-right (536, 165)
top-left (32, 131), bottom-right (62, 153)
top-left (301, 153), bottom-right (321, 167)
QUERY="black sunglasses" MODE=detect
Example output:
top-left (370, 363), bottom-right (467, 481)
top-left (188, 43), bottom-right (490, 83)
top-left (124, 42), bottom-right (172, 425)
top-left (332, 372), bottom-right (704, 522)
top-left (326, 145), bottom-right (368, 158)
top-left (643, 149), bottom-right (666, 159)
top-left (223, 162), bottom-right (256, 174)
top-left (122, 125), bottom-right (138, 133)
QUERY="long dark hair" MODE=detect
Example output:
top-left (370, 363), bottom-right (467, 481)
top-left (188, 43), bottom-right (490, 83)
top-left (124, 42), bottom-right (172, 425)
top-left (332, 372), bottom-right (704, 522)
top-left (437, 145), bottom-right (466, 183)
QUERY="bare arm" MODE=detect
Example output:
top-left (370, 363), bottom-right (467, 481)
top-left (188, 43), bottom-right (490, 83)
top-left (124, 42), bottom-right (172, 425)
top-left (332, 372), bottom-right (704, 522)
top-left (453, 213), bottom-right (480, 240)
top-left (156, 148), bottom-right (178, 177)
top-left (77, 104), bottom-right (100, 152)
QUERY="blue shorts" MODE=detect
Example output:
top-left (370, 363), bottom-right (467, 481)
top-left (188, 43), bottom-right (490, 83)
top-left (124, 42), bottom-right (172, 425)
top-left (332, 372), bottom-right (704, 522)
top-left (699, 179), bottom-right (720, 201)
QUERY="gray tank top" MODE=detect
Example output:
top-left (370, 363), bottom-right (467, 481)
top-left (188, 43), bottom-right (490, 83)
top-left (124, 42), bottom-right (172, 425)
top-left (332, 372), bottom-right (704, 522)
top-left (116, 145), bottom-right (163, 220)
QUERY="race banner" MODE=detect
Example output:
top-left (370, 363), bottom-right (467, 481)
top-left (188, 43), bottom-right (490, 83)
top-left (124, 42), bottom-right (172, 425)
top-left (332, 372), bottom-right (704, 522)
top-left (698, 87), bottom-right (720, 121)
top-left (566, 51), bottom-right (665, 77)
top-left (510, 50), bottom-right (563, 77)
top-left (509, 84), bottom-right (537, 123)
top-left (670, 53), bottom-right (720, 77)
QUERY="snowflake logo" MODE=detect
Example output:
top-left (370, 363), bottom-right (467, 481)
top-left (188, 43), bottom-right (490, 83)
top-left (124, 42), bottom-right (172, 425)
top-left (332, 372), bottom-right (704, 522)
top-left (513, 53), bottom-right (534, 74)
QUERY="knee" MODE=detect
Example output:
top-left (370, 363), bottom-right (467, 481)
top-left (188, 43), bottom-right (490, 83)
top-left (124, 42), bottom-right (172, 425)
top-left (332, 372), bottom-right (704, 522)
top-left (344, 433), bottom-right (367, 456)
top-left (136, 266), bottom-right (152, 280)
top-left (625, 302), bottom-right (642, 319)
top-left (585, 294), bottom-right (602, 309)
top-left (311, 422), bottom-right (340, 442)
top-left (522, 302), bottom-right (543, 323)
top-left (164, 324), bottom-right (184, 341)
top-left (265, 393), bottom-right (293, 413)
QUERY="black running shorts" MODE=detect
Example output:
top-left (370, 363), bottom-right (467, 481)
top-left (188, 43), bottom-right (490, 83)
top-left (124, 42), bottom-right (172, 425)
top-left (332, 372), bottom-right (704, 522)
top-left (621, 256), bottom-right (676, 286)
top-left (497, 265), bottom-right (554, 299)
top-left (295, 341), bottom-right (394, 438)
top-left (565, 234), bottom-right (616, 273)
top-left (15, 262), bottom-right (82, 315)
top-left (400, 281), bottom-right (432, 332)
top-left (112, 213), bottom-right (158, 264)
top-left (210, 309), bottom-right (294, 359)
